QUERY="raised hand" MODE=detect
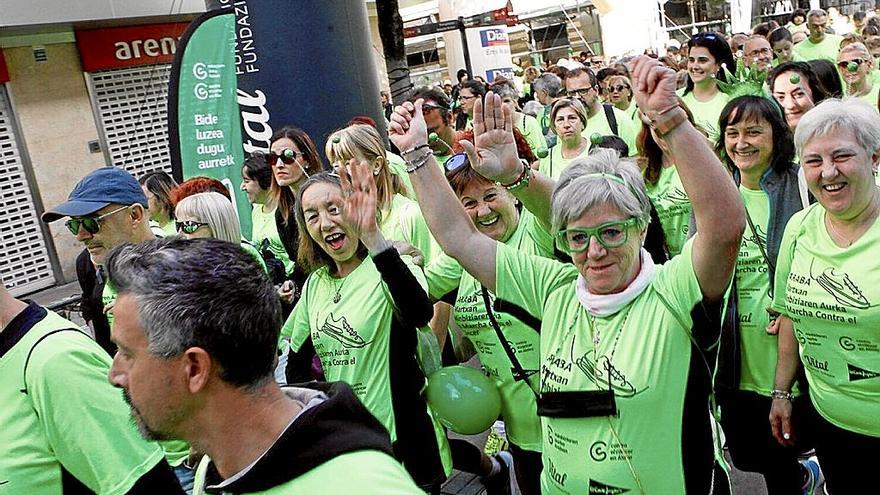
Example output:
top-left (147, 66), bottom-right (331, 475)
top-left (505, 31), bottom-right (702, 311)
top-left (631, 55), bottom-right (679, 114)
top-left (335, 159), bottom-right (382, 249)
top-left (460, 91), bottom-right (522, 184)
top-left (388, 99), bottom-right (429, 154)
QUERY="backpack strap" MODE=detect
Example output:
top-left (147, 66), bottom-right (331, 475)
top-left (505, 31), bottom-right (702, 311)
top-left (603, 103), bottom-right (619, 136)
top-left (21, 328), bottom-right (87, 395)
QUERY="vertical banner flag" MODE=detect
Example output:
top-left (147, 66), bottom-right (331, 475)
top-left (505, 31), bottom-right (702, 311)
top-left (468, 26), bottom-right (513, 83)
top-left (168, 10), bottom-right (250, 236)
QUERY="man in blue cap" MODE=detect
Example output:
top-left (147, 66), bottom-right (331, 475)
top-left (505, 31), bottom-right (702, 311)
top-left (42, 166), bottom-right (155, 356)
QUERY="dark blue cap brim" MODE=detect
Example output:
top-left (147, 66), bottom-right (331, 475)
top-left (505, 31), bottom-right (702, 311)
top-left (41, 200), bottom-right (112, 223)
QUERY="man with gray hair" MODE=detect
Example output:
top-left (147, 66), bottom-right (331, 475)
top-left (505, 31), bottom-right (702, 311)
top-left (793, 9), bottom-right (843, 63)
top-left (0, 273), bottom-right (184, 493)
top-left (105, 237), bottom-right (424, 494)
top-left (532, 72), bottom-right (563, 146)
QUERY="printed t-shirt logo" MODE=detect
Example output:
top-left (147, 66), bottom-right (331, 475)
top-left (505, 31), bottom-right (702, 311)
top-left (810, 260), bottom-right (870, 309)
top-left (746, 223), bottom-right (767, 247)
top-left (319, 313), bottom-right (369, 348)
top-left (572, 341), bottom-right (643, 397)
top-left (588, 479), bottom-right (630, 494)
top-left (847, 363), bottom-right (880, 381)
top-left (664, 186), bottom-right (690, 204)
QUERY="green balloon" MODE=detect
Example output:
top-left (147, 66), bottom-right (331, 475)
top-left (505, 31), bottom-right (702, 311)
top-left (847, 61), bottom-right (859, 73)
top-left (590, 133), bottom-right (603, 146)
top-left (536, 148), bottom-right (549, 159)
top-left (428, 132), bottom-right (439, 143)
top-left (426, 366), bottom-right (501, 435)
top-left (789, 73), bottom-right (801, 85)
top-left (282, 148), bottom-right (296, 159)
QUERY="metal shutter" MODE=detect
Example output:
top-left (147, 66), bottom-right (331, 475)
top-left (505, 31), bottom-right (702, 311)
top-left (87, 64), bottom-right (173, 177)
top-left (0, 86), bottom-right (56, 296)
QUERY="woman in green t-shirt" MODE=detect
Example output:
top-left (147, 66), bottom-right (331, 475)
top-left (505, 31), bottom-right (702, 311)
top-left (390, 56), bottom-right (745, 495)
top-left (637, 101), bottom-right (698, 258)
top-left (716, 95), bottom-right (818, 493)
top-left (242, 153), bottom-right (294, 282)
top-left (282, 167), bottom-right (450, 493)
top-left (538, 98), bottom-right (590, 180)
top-left (138, 171), bottom-right (178, 237)
top-left (767, 62), bottom-right (831, 132)
top-left (770, 98), bottom-right (880, 494)
top-left (680, 32), bottom-right (735, 142)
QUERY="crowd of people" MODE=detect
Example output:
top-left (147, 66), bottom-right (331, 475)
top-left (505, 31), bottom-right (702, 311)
top-left (2, 6), bottom-right (879, 495)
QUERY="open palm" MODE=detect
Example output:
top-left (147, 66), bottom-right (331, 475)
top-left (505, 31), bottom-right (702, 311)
top-left (461, 92), bottom-right (522, 184)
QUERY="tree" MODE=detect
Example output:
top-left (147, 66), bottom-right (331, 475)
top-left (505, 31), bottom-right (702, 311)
top-left (376, 0), bottom-right (414, 104)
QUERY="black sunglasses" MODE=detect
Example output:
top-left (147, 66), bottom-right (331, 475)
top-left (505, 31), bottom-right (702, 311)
top-left (176, 220), bottom-right (210, 235)
top-left (838, 59), bottom-right (866, 70)
top-left (267, 148), bottom-right (302, 166)
top-left (605, 84), bottom-right (630, 94)
top-left (64, 205), bottom-right (130, 235)
top-left (444, 153), bottom-right (468, 172)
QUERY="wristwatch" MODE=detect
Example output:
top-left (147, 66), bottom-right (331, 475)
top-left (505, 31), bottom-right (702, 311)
top-left (642, 105), bottom-right (687, 137)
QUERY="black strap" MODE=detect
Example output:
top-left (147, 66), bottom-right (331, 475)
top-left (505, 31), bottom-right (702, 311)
top-left (603, 103), bottom-right (619, 136)
top-left (480, 286), bottom-right (539, 397)
top-left (21, 328), bottom-right (86, 395)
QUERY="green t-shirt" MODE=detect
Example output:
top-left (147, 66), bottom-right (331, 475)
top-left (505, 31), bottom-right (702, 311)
top-left (736, 187), bottom-right (793, 396)
top-left (792, 34), bottom-right (844, 64)
top-left (495, 239), bottom-right (705, 493)
top-left (539, 141), bottom-right (589, 181)
top-left (771, 203), bottom-right (880, 437)
top-left (582, 105), bottom-right (639, 156)
top-left (679, 89), bottom-right (730, 144)
top-left (241, 240), bottom-right (269, 273)
top-left (519, 112), bottom-right (547, 156)
top-left (425, 211), bottom-right (553, 451)
top-left (847, 83), bottom-right (880, 107)
top-left (386, 151), bottom-right (414, 196)
top-left (0, 308), bottom-right (165, 494)
top-left (644, 165), bottom-right (693, 257)
top-left (283, 255), bottom-right (452, 471)
top-left (381, 193), bottom-right (440, 264)
top-left (251, 204), bottom-right (295, 275)
top-left (193, 451), bottom-right (422, 494)
top-left (102, 282), bottom-right (192, 467)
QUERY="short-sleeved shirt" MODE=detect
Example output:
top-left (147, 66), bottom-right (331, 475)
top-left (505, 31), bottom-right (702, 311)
top-left (283, 256), bottom-right (452, 470)
top-left (582, 105), bottom-right (639, 156)
top-left (425, 211), bottom-right (553, 451)
top-left (736, 186), bottom-right (794, 396)
top-left (0, 304), bottom-right (165, 494)
top-left (772, 204), bottom-right (880, 437)
top-left (385, 152), bottom-right (414, 195)
top-left (381, 193), bottom-right (440, 264)
top-left (519, 113), bottom-right (547, 156)
top-left (792, 35), bottom-right (844, 63)
top-left (495, 239), bottom-right (706, 493)
top-left (679, 89), bottom-right (730, 144)
top-left (251, 204), bottom-right (295, 275)
top-left (644, 165), bottom-right (693, 257)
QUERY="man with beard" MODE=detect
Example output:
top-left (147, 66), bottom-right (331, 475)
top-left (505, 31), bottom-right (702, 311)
top-left (0, 274), bottom-right (182, 493)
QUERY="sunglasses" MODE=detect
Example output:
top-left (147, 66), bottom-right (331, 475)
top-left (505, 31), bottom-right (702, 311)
top-left (444, 153), bottom-right (468, 172)
top-left (555, 218), bottom-right (639, 253)
top-left (838, 59), bottom-right (866, 70)
top-left (64, 205), bottom-right (130, 235)
top-left (176, 220), bottom-right (210, 235)
top-left (605, 84), bottom-right (630, 94)
top-left (267, 148), bottom-right (302, 166)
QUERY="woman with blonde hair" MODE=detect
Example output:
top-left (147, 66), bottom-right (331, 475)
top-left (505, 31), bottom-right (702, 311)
top-left (326, 124), bottom-right (437, 263)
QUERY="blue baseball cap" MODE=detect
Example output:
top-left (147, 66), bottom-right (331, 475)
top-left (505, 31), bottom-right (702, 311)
top-left (42, 167), bottom-right (148, 222)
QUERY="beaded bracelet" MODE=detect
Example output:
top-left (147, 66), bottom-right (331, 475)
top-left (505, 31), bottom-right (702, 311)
top-left (405, 149), bottom-right (433, 173)
top-left (770, 389), bottom-right (793, 401)
top-left (400, 143), bottom-right (430, 156)
top-left (499, 159), bottom-right (532, 191)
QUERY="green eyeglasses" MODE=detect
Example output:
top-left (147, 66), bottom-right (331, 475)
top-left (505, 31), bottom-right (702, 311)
top-left (176, 220), bottom-right (210, 235)
top-left (64, 205), bottom-right (131, 235)
top-left (555, 218), bottom-right (640, 253)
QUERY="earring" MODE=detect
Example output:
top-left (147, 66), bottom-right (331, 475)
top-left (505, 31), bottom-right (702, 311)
top-left (373, 169), bottom-right (380, 176)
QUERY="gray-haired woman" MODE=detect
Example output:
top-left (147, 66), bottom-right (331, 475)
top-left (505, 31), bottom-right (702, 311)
top-left (769, 98), bottom-right (880, 494)
top-left (389, 56), bottom-right (744, 494)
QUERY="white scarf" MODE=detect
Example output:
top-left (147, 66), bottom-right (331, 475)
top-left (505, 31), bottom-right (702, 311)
top-left (576, 248), bottom-right (657, 317)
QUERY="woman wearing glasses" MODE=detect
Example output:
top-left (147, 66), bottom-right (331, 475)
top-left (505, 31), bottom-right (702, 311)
top-left (268, 126), bottom-right (324, 305)
top-left (769, 98), bottom-right (880, 494)
top-left (538, 98), bottom-right (590, 180)
top-left (389, 56), bottom-right (744, 494)
top-left (604, 75), bottom-right (638, 126)
top-left (680, 31), bottom-right (735, 142)
top-left (455, 80), bottom-right (487, 132)
top-left (714, 95), bottom-right (819, 494)
top-left (242, 153), bottom-right (295, 279)
top-left (282, 164), bottom-right (451, 493)
top-left (424, 134), bottom-right (545, 495)
top-left (174, 191), bottom-right (267, 273)
top-left (837, 42), bottom-right (879, 104)
top-left (637, 101), bottom-right (699, 258)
